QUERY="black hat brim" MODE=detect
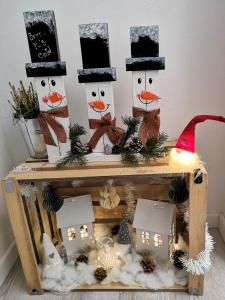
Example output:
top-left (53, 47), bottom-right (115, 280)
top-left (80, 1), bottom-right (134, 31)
top-left (26, 61), bottom-right (67, 77)
top-left (126, 57), bottom-right (165, 71)
top-left (78, 67), bottom-right (116, 83)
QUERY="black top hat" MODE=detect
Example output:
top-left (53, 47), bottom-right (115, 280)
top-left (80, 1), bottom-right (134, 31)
top-left (77, 23), bottom-right (116, 83)
top-left (126, 25), bottom-right (165, 71)
top-left (24, 10), bottom-right (66, 77)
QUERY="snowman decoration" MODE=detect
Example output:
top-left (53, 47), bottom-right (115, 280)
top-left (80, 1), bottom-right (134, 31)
top-left (77, 23), bottom-right (124, 155)
top-left (126, 26), bottom-right (165, 145)
top-left (24, 10), bottom-right (71, 163)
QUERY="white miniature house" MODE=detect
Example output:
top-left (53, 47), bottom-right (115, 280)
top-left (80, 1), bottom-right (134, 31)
top-left (56, 194), bottom-right (95, 255)
top-left (133, 199), bottom-right (176, 260)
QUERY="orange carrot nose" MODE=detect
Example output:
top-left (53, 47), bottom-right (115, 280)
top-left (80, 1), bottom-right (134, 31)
top-left (88, 99), bottom-right (107, 110)
top-left (48, 91), bottom-right (63, 103)
top-left (138, 90), bottom-right (160, 101)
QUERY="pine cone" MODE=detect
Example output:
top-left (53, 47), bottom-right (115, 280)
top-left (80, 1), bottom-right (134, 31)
top-left (71, 139), bottom-right (89, 155)
top-left (94, 267), bottom-right (107, 282)
top-left (111, 224), bottom-right (120, 236)
top-left (172, 250), bottom-right (185, 269)
top-left (141, 258), bottom-right (155, 273)
top-left (75, 254), bottom-right (88, 266)
top-left (128, 137), bottom-right (143, 153)
top-left (112, 145), bottom-right (121, 154)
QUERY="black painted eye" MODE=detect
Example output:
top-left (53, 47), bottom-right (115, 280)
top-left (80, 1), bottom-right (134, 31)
top-left (149, 78), bottom-right (153, 84)
top-left (51, 80), bottom-right (56, 86)
top-left (92, 91), bottom-right (96, 97)
top-left (138, 78), bottom-right (142, 84)
top-left (100, 90), bottom-right (105, 97)
top-left (41, 80), bottom-right (45, 87)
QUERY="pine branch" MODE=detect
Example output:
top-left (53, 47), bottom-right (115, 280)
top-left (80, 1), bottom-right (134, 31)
top-left (56, 123), bottom-right (88, 168)
top-left (56, 151), bottom-right (87, 168)
top-left (118, 116), bottom-right (140, 147)
top-left (141, 132), bottom-right (168, 162)
top-left (120, 149), bottom-right (139, 167)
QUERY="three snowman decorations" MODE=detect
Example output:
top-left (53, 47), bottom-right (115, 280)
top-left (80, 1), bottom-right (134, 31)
top-left (23, 11), bottom-right (165, 163)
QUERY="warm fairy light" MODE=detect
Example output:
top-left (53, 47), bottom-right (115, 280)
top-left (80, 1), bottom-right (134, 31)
top-left (97, 237), bottom-right (120, 270)
top-left (170, 148), bottom-right (198, 165)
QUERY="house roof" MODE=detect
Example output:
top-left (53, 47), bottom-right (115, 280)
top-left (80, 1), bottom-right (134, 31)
top-left (56, 194), bottom-right (95, 228)
top-left (133, 199), bottom-right (175, 235)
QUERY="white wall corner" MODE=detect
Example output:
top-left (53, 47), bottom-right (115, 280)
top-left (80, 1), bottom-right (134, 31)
top-left (207, 213), bottom-right (219, 228)
top-left (0, 240), bottom-right (18, 287)
top-left (219, 213), bottom-right (225, 242)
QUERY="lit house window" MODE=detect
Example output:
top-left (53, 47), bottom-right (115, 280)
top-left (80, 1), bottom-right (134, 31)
top-left (141, 231), bottom-right (150, 244)
top-left (67, 227), bottom-right (76, 240)
top-left (154, 234), bottom-right (163, 247)
top-left (80, 225), bottom-right (89, 240)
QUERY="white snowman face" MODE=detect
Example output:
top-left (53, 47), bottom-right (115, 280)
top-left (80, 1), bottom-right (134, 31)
top-left (85, 81), bottom-right (114, 119)
top-left (34, 76), bottom-right (67, 111)
top-left (132, 70), bottom-right (160, 110)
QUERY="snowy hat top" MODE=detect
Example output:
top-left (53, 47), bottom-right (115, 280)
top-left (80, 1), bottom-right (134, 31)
top-left (77, 23), bottom-right (116, 83)
top-left (24, 10), bottom-right (66, 77)
top-left (126, 25), bottom-right (165, 71)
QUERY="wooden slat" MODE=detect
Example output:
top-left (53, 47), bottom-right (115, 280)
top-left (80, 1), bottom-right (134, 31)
top-left (188, 172), bottom-right (207, 296)
top-left (36, 182), bottom-right (51, 237)
top-left (50, 211), bottom-right (61, 245)
top-left (93, 205), bottom-right (127, 219)
top-left (73, 283), bottom-right (187, 291)
top-left (6, 158), bottom-right (206, 182)
top-left (56, 184), bottom-right (170, 202)
top-left (25, 196), bottom-right (42, 262)
top-left (1, 178), bottom-right (43, 294)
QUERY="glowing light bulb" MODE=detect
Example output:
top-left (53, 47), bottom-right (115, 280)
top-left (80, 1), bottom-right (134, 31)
top-left (170, 148), bottom-right (198, 165)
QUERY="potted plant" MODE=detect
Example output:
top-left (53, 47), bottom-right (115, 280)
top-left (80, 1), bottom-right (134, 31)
top-left (8, 80), bottom-right (47, 159)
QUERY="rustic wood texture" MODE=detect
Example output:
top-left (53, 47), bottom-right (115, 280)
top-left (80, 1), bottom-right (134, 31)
top-left (188, 172), bottom-right (207, 296)
top-left (1, 178), bottom-right (43, 294)
top-left (1, 159), bottom-right (207, 295)
top-left (25, 196), bottom-right (43, 262)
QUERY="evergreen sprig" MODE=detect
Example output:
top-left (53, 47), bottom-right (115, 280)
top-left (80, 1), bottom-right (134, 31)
top-left (141, 132), bottom-right (168, 162)
top-left (112, 116), bottom-right (168, 167)
top-left (118, 116), bottom-right (140, 147)
top-left (57, 124), bottom-right (89, 168)
top-left (8, 81), bottom-right (39, 120)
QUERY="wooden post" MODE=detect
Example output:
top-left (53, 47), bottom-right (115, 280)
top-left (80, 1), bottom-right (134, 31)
top-left (2, 178), bottom-right (43, 294)
top-left (188, 171), bottom-right (207, 296)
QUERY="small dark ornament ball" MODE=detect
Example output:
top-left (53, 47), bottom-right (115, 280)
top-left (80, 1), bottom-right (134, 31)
top-left (168, 177), bottom-right (189, 203)
top-left (75, 254), bottom-right (88, 266)
top-left (94, 267), bottom-right (107, 282)
top-left (111, 224), bottom-right (120, 236)
top-left (128, 137), bottom-right (143, 153)
top-left (112, 145), bottom-right (121, 154)
top-left (141, 258), bottom-right (155, 273)
top-left (172, 250), bottom-right (185, 269)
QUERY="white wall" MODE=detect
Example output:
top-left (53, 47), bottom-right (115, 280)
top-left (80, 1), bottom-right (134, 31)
top-left (1, 0), bottom-right (225, 283)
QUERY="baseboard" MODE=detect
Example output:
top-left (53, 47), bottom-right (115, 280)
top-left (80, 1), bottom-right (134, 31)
top-left (207, 213), bottom-right (219, 228)
top-left (219, 213), bottom-right (225, 242)
top-left (0, 241), bottom-right (18, 287)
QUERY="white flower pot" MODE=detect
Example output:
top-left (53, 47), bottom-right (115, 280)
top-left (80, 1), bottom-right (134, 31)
top-left (18, 118), bottom-right (47, 159)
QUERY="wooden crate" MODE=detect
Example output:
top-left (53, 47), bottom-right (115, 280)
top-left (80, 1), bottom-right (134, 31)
top-left (1, 158), bottom-right (207, 296)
